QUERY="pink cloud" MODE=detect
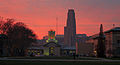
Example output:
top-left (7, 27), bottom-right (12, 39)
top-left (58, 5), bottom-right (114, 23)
top-left (0, 0), bottom-right (120, 39)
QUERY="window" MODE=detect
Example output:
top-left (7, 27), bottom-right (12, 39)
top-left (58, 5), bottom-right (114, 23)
top-left (117, 40), bottom-right (120, 46)
top-left (117, 40), bottom-right (120, 43)
top-left (49, 47), bottom-right (55, 56)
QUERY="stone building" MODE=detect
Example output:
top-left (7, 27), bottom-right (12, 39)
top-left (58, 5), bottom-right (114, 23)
top-left (105, 27), bottom-right (120, 57)
top-left (27, 30), bottom-right (75, 56)
top-left (64, 9), bottom-right (76, 48)
top-left (76, 34), bottom-right (93, 56)
top-left (78, 42), bottom-right (93, 56)
top-left (27, 30), bottom-right (60, 56)
top-left (87, 26), bottom-right (120, 57)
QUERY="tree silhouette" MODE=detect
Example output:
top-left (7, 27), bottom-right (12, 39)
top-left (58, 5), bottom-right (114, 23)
top-left (0, 34), bottom-right (8, 56)
top-left (0, 18), bottom-right (37, 56)
top-left (97, 24), bottom-right (106, 58)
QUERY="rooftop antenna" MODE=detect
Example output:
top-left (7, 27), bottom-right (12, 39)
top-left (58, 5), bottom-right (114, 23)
top-left (56, 17), bottom-right (58, 35)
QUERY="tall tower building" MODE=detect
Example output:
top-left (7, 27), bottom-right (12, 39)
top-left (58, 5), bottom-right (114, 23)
top-left (64, 9), bottom-right (76, 47)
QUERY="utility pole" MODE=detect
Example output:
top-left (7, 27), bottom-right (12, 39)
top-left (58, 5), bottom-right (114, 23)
top-left (56, 17), bottom-right (58, 35)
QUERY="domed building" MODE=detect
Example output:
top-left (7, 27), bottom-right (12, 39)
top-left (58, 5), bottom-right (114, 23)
top-left (27, 29), bottom-right (76, 56)
top-left (43, 30), bottom-right (61, 56)
top-left (27, 30), bottom-right (61, 56)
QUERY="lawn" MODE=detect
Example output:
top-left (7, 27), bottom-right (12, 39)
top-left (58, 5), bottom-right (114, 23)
top-left (106, 58), bottom-right (120, 60)
top-left (0, 60), bottom-right (120, 65)
top-left (6, 56), bottom-right (99, 60)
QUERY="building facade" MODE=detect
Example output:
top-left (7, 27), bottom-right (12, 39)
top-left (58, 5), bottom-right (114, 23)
top-left (105, 27), bottom-right (120, 57)
top-left (64, 9), bottom-right (76, 47)
top-left (87, 26), bottom-right (120, 57)
top-left (27, 30), bottom-right (61, 56)
top-left (76, 34), bottom-right (93, 56)
top-left (27, 30), bottom-right (76, 56)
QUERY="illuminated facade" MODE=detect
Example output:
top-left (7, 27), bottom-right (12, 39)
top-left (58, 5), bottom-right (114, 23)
top-left (46, 30), bottom-right (57, 43)
top-left (27, 30), bottom-right (76, 56)
top-left (43, 30), bottom-right (60, 56)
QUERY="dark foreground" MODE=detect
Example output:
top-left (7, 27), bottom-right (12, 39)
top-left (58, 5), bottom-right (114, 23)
top-left (0, 60), bottom-right (120, 65)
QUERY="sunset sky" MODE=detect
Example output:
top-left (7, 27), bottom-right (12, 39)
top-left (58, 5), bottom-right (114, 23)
top-left (0, 0), bottom-right (120, 39)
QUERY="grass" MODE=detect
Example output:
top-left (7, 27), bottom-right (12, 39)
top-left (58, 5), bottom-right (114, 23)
top-left (1, 56), bottom-right (120, 65)
top-left (0, 60), bottom-right (120, 65)
top-left (6, 56), bottom-right (99, 60)
top-left (106, 58), bottom-right (120, 60)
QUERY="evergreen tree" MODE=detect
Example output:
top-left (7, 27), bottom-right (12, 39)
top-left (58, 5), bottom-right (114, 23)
top-left (97, 24), bottom-right (106, 57)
